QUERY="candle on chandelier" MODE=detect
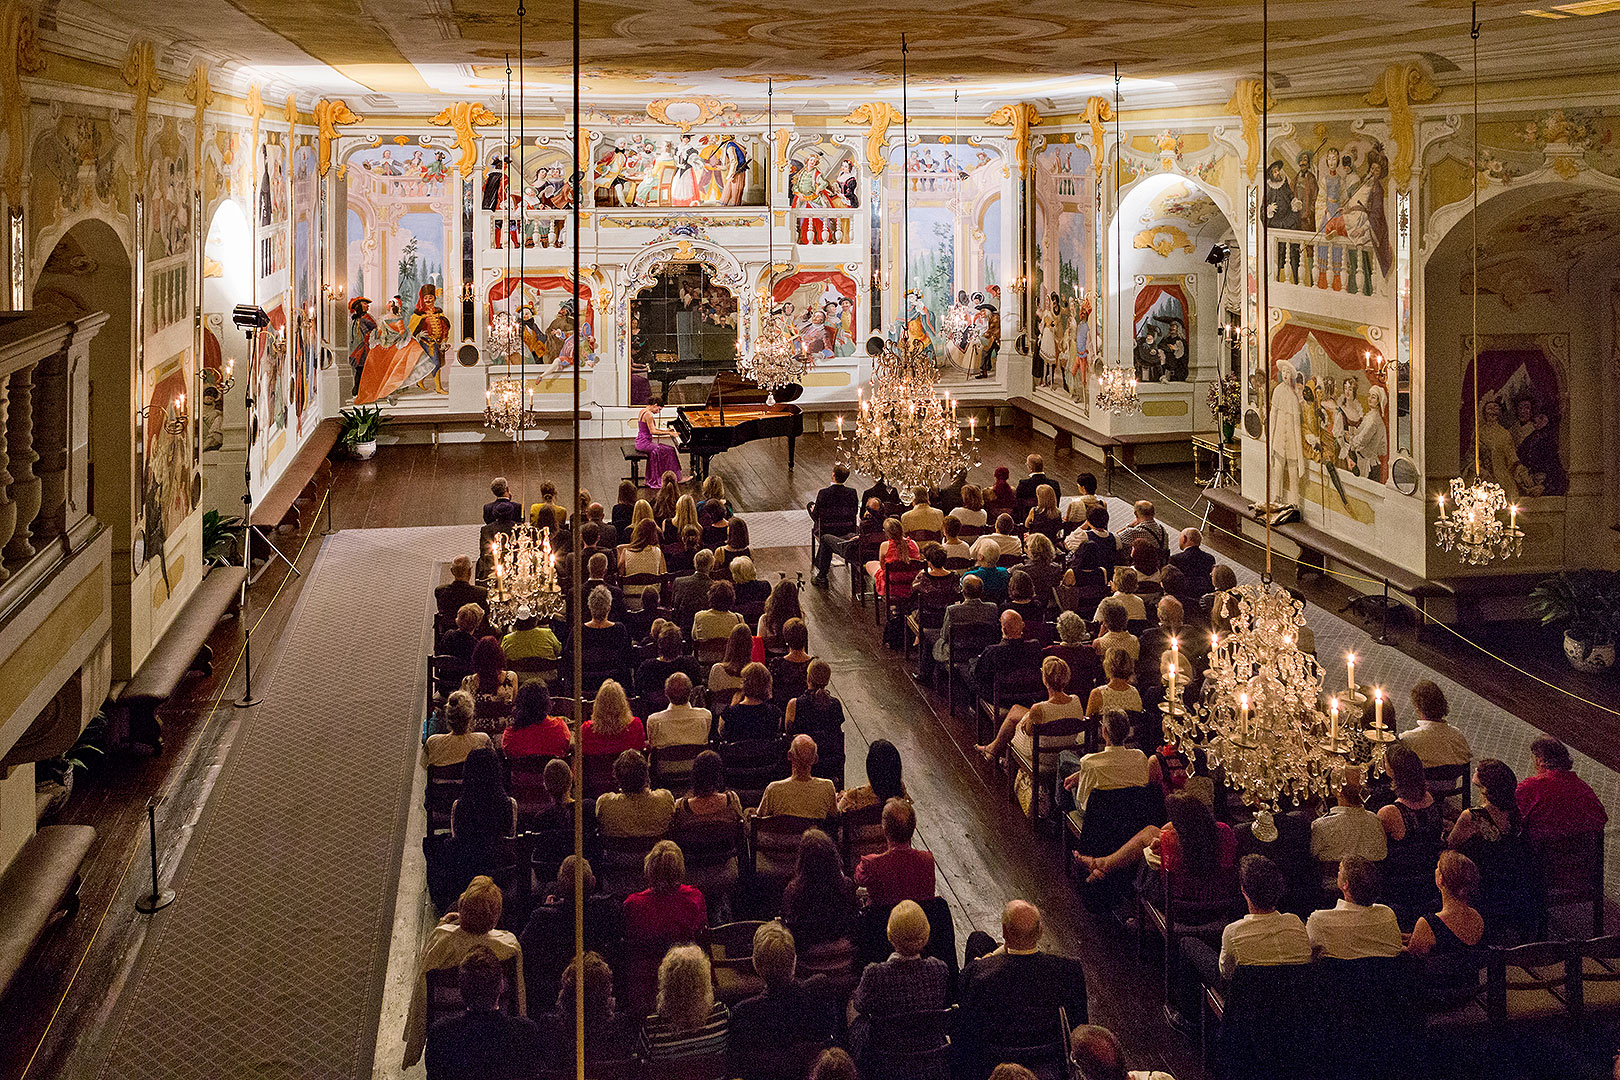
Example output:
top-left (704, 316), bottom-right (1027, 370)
top-left (1329, 696), bottom-right (1340, 744)
top-left (1373, 687), bottom-right (1384, 733)
top-left (1239, 692), bottom-right (1250, 740)
top-left (1170, 636), bottom-right (1180, 677)
top-left (1436, 494), bottom-right (1447, 520)
top-left (174, 393), bottom-right (186, 413)
top-left (1510, 504), bottom-right (1519, 531)
top-left (1166, 662), bottom-right (1178, 718)
top-left (1346, 652), bottom-right (1357, 695)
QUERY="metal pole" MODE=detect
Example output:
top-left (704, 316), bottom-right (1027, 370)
top-left (236, 327), bottom-right (262, 709)
top-left (134, 797), bottom-right (174, 913)
top-left (569, 2), bottom-right (585, 1076)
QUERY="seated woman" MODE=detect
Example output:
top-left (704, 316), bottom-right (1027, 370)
top-left (667, 493), bottom-right (702, 548)
top-left (580, 679), bottom-right (647, 758)
top-left (1095, 567), bottom-right (1148, 623)
top-left (756, 579), bottom-right (804, 654)
top-left (1129, 536), bottom-right (1165, 584)
top-left (1087, 648), bottom-right (1143, 718)
top-left (785, 659), bottom-right (845, 782)
top-left (580, 585), bottom-right (633, 682)
top-left (422, 690), bottom-right (491, 767)
top-left (624, 843), bottom-right (710, 1016)
top-left (977, 654), bottom-right (1085, 765)
top-left (867, 518), bottom-right (921, 599)
top-left (697, 474), bottom-right (733, 527)
top-left (666, 524), bottom-right (701, 577)
top-left (1405, 850), bottom-right (1487, 1007)
top-left (624, 585), bottom-right (666, 643)
top-left (670, 750), bottom-right (746, 905)
top-left (610, 480), bottom-right (638, 535)
top-left (783, 827), bottom-right (858, 948)
top-left (651, 478), bottom-right (681, 530)
top-left (440, 602), bottom-right (484, 663)
top-left (1045, 611), bottom-right (1103, 697)
top-left (402, 875), bottom-right (525, 1068)
top-left (940, 517), bottom-right (973, 562)
top-left (768, 618), bottom-right (814, 706)
top-left (1092, 599), bottom-right (1141, 662)
top-left (628, 498), bottom-right (656, 542)
top-left (1378, 741), bottom-right (1445, 924)
top-left (719, 662), bottom-right (783, 742)
top-left (461, 636), bottom-right (519, 735)
top-left (618, 518), bottom-right (667, 587)
top-left (1447, 759), bottom-right (1540, 943)
top-left (692, 581), bottom-right (746, 647)
top-left (1075, 790), bottom-right (1236, 892)
top-left (949, 483), bottom-right (988, 528)
top-left (1061, 540), bottom-right (1110, 605)
top-left (639, 944), bottom-right (729, 1062)
top-left (450, 746), bottom-right (519, 886)
top-left (707, 623), bottom-right (754, 705)
top-left (963, 536), bottom-right (1012, 603)
top-left (729, 556), bottom-right (770, 608)
top-left (1024, 483), bottom-right (1064, 540)
top-left (502, 681), bottom-right (572, 760)
top-left (595, 748), bottom-right (675, 838)
top-left (1015, 533), bottom-right (1064, 608)
top-left (838, 739), bottom-right (910, 865)
top-left (989, 513), bottom-right (1024, 557)
top-left (720, 518), bottom-right (752, 571)
top-left (849, 901), bottom-right (948, 1065)
top-left (912, 543), bottom-right (961, 606)
top-left (1206, 564), bottom-right (1240, 635)
top-left (986, 466), bottom-right (1017, 517)
top-left (1005, 570), bottom-right (1044, 628)
top-left (536, 951), bottom-right (640, 1071)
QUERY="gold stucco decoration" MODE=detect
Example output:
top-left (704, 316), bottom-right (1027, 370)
top-left (428, 101), bottom-right (499, 176)
top-left (1079, 95), bottom-right (1114, 170)
top-left (843, 101), bottom-right (903, 175)
top-left (121, 40), bottom-right (164, 179)
top-left (312, 99), bottom-right (361, 176)
top-left (645, 97), bottom-right (737, 133)
top-left (1366, 63), bottom-right (1437, 188)
top-left (0, 1), bottom-right (44, 206)
top-left (986, 102), bottom-right (1042, 177)
top-left (1224, 78), bottom-right (1274, 182)
top-left (184, 64), bottom-right (213, 189)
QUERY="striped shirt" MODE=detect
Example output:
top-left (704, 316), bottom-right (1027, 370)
top-left (640, 1002), bottom-right (730, 1060)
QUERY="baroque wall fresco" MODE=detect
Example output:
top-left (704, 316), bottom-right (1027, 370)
top-left (136, 351), bottom-right (195, 575)
top-left (483, 274), bottom-right (599, 371)
top-left (1266, 124), bottom-right (1395, 287)
top-left (1032, 137), bottom-right (1094, 407)
top-left (1460, 335), bottom-right (1568, 501)
top-left (591, 131), bottom-right (762, 207)
top-left (292, 141), bottom-right (319, 425)
top-left (771, 270), bottom-right (860, 360)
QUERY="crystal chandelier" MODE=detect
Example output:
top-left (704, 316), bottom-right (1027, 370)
top-left (738, 76), bottom-right (805, 400)
top-left (487, 308), bottom-right (524, 361)
top-left (1095, 365), bottom-right (1140, 414)
top-left (942, 299), bottom-right (975, 343)
top-left (483, 376), bottom-right (540, 437)
top-left (487, 524), bottom-right (565, 625)
top-left (833, 34), bottom-right (981, 492)
top-left (1434, 4), bottom-right (1521, 567)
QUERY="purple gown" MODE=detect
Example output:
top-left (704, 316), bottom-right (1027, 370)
top-left (636, 418), bottom-right (683, 489)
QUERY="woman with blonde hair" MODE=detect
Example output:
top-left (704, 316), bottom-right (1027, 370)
top-left (869, 517), bottom-right (921, 599)
top-left (1086, 648), bottom-right (1142, 717)
top-left (976, 654), bottom-right (1085, 765)
top-left (640, 944), bottom-right (729, 1060)
top-left (698, 474), bottom-right (731, 526)
top-left (1095, 567), bottom-right (1148, 623)
top-left (651, 477), bottom-right (681, 525)
top-left (1025, 483), bottom-right (1063, 537)
top-left (580, 678), bottom-right (646, 757)
top-left (402, 875), bottom-right (524, 1066)
top-left (669, 492), bottom-right (702, 545)
top-left (618, 516), bottom-right (667, 582)
top-left (624, 841), bottom-right (709, 1016)
top-left (950, 483), bottom-right (988, 528)
top-left (730, 555), bottom-right (770, 606)
top-left (630, 498), bottom-right (656, 536)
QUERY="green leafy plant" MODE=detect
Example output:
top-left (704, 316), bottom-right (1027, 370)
top-left (1529, 569), bottom-right (1620, 644)
top-left (338, 404), bottom-right (388, 451)
top-left (202, 509), bottom-right (242, 566)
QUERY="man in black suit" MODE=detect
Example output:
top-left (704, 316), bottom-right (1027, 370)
top-left (435, 556), bottom-right (487, 619)
top-left (671, 548), bottom-right (716, 632)
top-left (810, 464), bottom-right (859, 587)
top-left (933, 468), bottom-right (969, 516)
top-left (570, 551), bottom-right (623, 622)
top-left (860, 477), bottom-right (902, 520)
top-left (729, 922), bottom-right (837, 1068)
top-left (969, 609), bottom-right (1044, 702)
top-left (1014, 453), bottom-right (1053, 510)
top-left (959, 900), bottom-right (1088, 1070)
top-left (424, 947), bottom-right (541, 1080)
top-left (483, 476), bottom-right (522, 525)
top-left (1168, 527), bottom-right (1217, 598)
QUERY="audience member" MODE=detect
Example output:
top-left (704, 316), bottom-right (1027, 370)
top-left (933, 468), bottom-right (969, 515)
top-left (580, 585), bottom-right (632, 678)
top-left (610, 480), bottom-right (638, 534)
top-left (871, 518), bottom-right (921, 600)
top-left (770, 619), bottom-right (814, 705)
top-left (1068, 1024), bottom-right (1176, 1080)
top-left (934, 573), bottom-right (999, 663)
top-left (581, 680), bottom-right (646, 756)
top-left (758, 579), bottom-right (805, 651)
top-left (699, 474), bottom-right (734, 525)
top-left (989, 514), bottom-right (1024, 558)
top-left (1310, 766), bottom-right (1387, 883)
top-left (709, 624), bottom-right (755, 703)
top-left (637, 625), bottom-right (702, 712)
top-left (1092, 601), bottom-right (1140, 662)
top-left (849, 900), bottom-right (949, 1063)
top-left (729, 921), bottom-right (837, 1060)
top-left (671, 493), bottom-right (703, 546)
top-left (528, 481), bottom-right (563, 532)
top-left (595, 749), bottom-right (674, 837)
top-left (1014, 454), bottom-right (1053, 507)
top-left (1206, 564), bottom-right (1239, 634)
top-left (423, 945), bottom-right (540, 1080)
top-left (977, 654), bottom-right (1085, 765)
top-left (1066, 472), bottom-right (1103, 525)
top-left (671, 751), bottom-right (746, 827)
top-left (436, 555), bottom-right (488, 618)
top-left (723, 519), bottom-right (754, 569)
top-left (618, 518), bottom-right (668, 584)
top-left (810, 465), bottom-right (859, 586)
top-left (758, 735), bottom-right (838, 818)
top-left (624, 842), bottom-right (710, 1014)
top-left (1060, 709), bottom-right (1149, 814)
top-left (1448, 759), bottom-right (1540, 942)
top-left (960, 901), bottom-right (1088, 1061)
top-left (1137, 596), bottom-right (1190, 672)
top-left (1406, 850), bottom-right (1486, 1003)
top-left (1400, 680), bottom-right (1471, 772)
top-left (1095, 567), bottom-right (1147, 622)
top-left (531, 759), bottom-right (598, 862)
top-left (732, 556), bottom-right (770, 607)
top-left (941, 516), bottom-right (973, 561)
top-left (855, 798), bottom-right (937, 907)
top-left (1116, 500), bottom-right (1169, 560)
top-left (1046, 611), bottom-right (1102, 693)
top-left (694, 580), bottom-right (746, 645)
top-left (950, 483), bottom-right (989, 527)
top-left (648, 672), bottom-right (713, 749)
top-left (423, 691), bottom-right (491, 767)
top-left (971, 609), bottom-right (1043, 700)
top-left (534, 950), bottom-right (639, 1070)
top-left (901, 487), bottom-right (946, 535)
top-left (1517, 735), bottom-right (1609, 841)
top-left (912, 543), bottom-right (962, 608)
top-left (782, 828), bottom-right (858, 948)
top-left (1306, 856), bottom-right (1403, 960)
top-left (785, 659), bottom-right (846, 778)
top-left (521, 856), bottom-right (620, 1008)
top-left (860, 476), bottom-right (902, 519)
top-left (1377, 742), bottom-right (1445, 922)
top-left (1015, 532), bottom-right (1064, 606)
top-left (484, 477), bottom-right (524, 524)
top-left (403, 876), bottom-right (525, 1067)
top-left (1025, 484), bottom-right (1064, 537)
top-left (640, 944), bottom-right (730, 1061)
top-left (1076, 791), bottom-right (1235, 890)
top-left (720, 662), bottom-right (784, 741)
top-left (1166, 528), bottom-right (1215, 597)
top-left (500, 613), bottom-right (561, 661)
top-left (1127, 537), bottom-right (1164, 585)
top-left (1216, 855), bottom-right (1311, 980)
top-left (1065, 504), bottom-right (1116, 567)
top-left (1086, 649), bottom-right (1142, 718)
top-left (442, 603), bottom-right (485, 662)
top-left (462, 636), bottom-right (518, 732)
top-left (839, 739), bottom-right (910, 814)
top-left (810, 1048), bottom-right (858, 1080)
top-left (673, 548), bottom-right (717, 631)
top-left (987, 466), bottom-right (1016, 513)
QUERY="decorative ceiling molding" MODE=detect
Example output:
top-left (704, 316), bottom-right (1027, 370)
top-left (1078, 95), bottom-right (1113, 168)
top-left (184, 62), bottom-right (212, 187)
top-left (120, 40), bottom-right (162, 179)
top-left (1223, 77), bottom-right (1274, 182)
top-left (1366, 62), bottom-right (1438, 189)
top-left (644, 96), bottom-right (736, 132)
top-left (842, 101), bottom-right (902, 175)
top-left (244, 83), bottom-right (264, 158)
top-left (427, 101), bottom-right (498, 176)
top-left (312, 98), bottom-right (361, 176)
top-left (986, 102), bottom-right (1042, 177)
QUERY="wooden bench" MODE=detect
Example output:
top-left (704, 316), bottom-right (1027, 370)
top-left (1010, 396), bottom-right (1187, 492)
top-left (0, 824), bottom-right (96, 1001)
top-left (114, 566), bottom-right (247, 749)
top-left (1199, 486), bottom-right (1451, 637)
top-left (387, 409), bottom-right (590, 446)
top-left (249, 417), bottom-right (341, 582)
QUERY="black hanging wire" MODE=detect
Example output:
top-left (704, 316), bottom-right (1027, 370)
top-left (1113, 63), bottom-right (1121, 383)
top-left (1261, 0), bottom-right (1273, 582)
top-left (569, 0), bottom-right (585, 1072)
top-left (1469, 0), bottom-right (1482, 481)
top-left (901, 34), bottom-right (910, 302)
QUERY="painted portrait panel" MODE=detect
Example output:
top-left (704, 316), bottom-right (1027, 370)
top-left (770, 270), bottom-right (860, 361)
top-left (484, 274), bottom-right (598, 372)
top-left (1033, 139), bottom-right (1094, 407)
top-left (1460, 335), bottom-right (1568, 500)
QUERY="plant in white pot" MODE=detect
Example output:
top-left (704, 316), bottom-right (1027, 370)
top-left (338, 404), bottom-right (387, 460)
top-left (1529, 569), bottom-right (1619, 675)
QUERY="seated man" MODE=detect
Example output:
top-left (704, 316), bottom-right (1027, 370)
top-left (436, 555), bottom-right (488, 619)
top-left (484, 476), bottom-right (522, 525)
top-left (932, 574), bottom-right (998, 665)
top-left (854, 797), bottom-right (937, 907)
top-left (1116, 500), bottom-right (1169, 560)
top-left (809, 464), bottom-right (859, 586)
top-left (729, 921), bottom-right (836, 1065)
top-left (1059, 710), bottom-right (1149, 815)
top-left (1167, 528), bottom-right (1215, 598)
top-left (1399, 680), bottom-right (1471, 773)
top-left (424, 946), bottom-right (541, 1080)
top-left (573, 552), bottom-right (624, 622)
top-left (1067, 1024), bottom-right (1177, 1080)
top-left (1217, 855), bottom-right (1311, 981)
top-left (1306, 856), bottom-right (1402, 960)
top-left (671, 549), bottom-right (717, 635)
top-left (1517, 735), bottom-right (1609, 843)
top-left (647, 672), bottom-right (713, 750)
top-left (1013, 453), bottom-right (1053, 510)
top-left (900, 487), bottom-right (946, 536)
top-left (502, 614), bottom-right (561, 661)
top-left (970, 609), bottom-right (1043, 702)
top-left (758, 734), bottom-right (838, 819)
top-left (1310, 766), bottom-right (1387, 886)
top-left (960, 900), bottom-right (1087, 1063)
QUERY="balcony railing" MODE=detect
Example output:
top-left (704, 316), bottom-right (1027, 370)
top-left (1270, 228), bottom-right (1386, 299)
top-left (794, 213), bottom-right (857, 246)
top-left (489, 217), bottom-right (570, 250)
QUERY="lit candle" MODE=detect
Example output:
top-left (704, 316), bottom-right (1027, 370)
top-left (1374, 687), bottom-right (1384, 734)
top-left (1167, 662), bottom-right (1178, 717)
top-left (1239, 692), bottom-right (1250, 739)
top-left (1510, 504), bottom-right (1518, 532)
top-left (1346, 652), bottom-right (1357, 696)
top-left (969, 416), bottom-right (976, 437)
top-left (1436, 494), bottom-right (1447, 520)
top-left (1170, 636), bottom-right (1180, 676)
top-left (174, 393), bottom-right (185, 412)
top-left (837, 415), bottom-right (844, 433)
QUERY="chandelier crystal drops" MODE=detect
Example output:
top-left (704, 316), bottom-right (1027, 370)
top-left (1095, 364), bottom-right (1140, 415)
top-left (486, 309), bottom-right (524, 361)
top-left (941, 299), bottom-right (975, 343)
top-left (1435, 476), bottom-right (1523, 565)
top-left (835, 336), bottom-right (981, 493)
top-left (741, 293), bottom-right (806, 402)
top-left (487, 524), bottom-right (564, 625)
top-left (1162, 583), bottom-right (1337, 827)
top-left (483, 376), bottom-right (541, 438)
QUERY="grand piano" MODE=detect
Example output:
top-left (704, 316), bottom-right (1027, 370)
top-left (671, 370), bottom-right (804, 480)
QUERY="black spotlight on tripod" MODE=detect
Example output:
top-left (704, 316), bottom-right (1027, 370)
top-left (232, 304), bottom-right (270, 332)
top-left (1205, 243), bottom-right (1233, 268)
top-left (230, 303), bottom-right (270, 709)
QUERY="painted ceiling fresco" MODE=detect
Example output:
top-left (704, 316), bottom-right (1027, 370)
top-left (56, 0), bottom-right (1620, 108)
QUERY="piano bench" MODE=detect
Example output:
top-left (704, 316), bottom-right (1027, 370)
top-left (622, 447), bottom-right (648, 486)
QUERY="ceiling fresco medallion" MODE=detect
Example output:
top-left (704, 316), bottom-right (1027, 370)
top-left (645, 97), bottom-right (738, 132)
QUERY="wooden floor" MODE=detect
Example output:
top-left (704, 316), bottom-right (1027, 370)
top-left (4, 423), bottom-right (1612, 1080)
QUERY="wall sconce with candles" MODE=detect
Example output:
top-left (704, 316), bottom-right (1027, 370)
top-left (208, 358), bottom-right (237, 394)
top-left (140, 394), bottom-right (189, 435)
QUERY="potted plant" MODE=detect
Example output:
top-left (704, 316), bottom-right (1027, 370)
top-left (338, 404), bottom-right (387, 460)
top-left (1207, 374), bottom-right (1242, 444)
top-left (202, 509), bottom-right (242, 567)
top-left (1529, 569), bottom-right (1619, 675)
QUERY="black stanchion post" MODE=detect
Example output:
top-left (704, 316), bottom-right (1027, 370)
top-left (135, 796), bottom-right (174, 914)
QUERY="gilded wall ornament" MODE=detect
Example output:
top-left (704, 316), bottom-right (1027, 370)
top-left (1224, 78), bottom-right (1274, 181)
top-left (1079, 95), bottom-right (1113, 169)
top-left (0, 0), bottom-right (43, 206)
top-left (1366, 63), bottom-right (1438, 188)
top-left (843, 101), bottom-right (903, 175)
top-left (428, 101), bottom-right (499, 176)
top-left (184, 64), bottom-right (213, 189)
top-left (312, 99), bottom-right (362, 177)
top-left (245, 84), bottom-right (265, 167)
top-left (121, 40), bottom-right (163, 179)
top-left (645, 97), bottom-right (737, 132)
top-left (986, 102), bottom-right (1042, 177)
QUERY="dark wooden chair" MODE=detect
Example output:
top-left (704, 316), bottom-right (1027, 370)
top-left (649, 741), bottom-right (709, 796)
top-left (718, 737), bottom-right (788, 807)
top-left (1486, 939), bottom-right (1578, 1027)
top-left (749, 814), bottom-right (833, 882)
top-left (864, 1005), bottom-right (955, 1080)
top-left (974, 665), bottom-right (1044, 745)
top-left (942, 622), bottom-right (1001, 720)
top-left (424, 763), bottom-right (465, 835)
top-left (1139, 862), bottom-right (1242, 1010)
top-left (506, 754), bottom-right (558, 823)
top-left (839, 801), bottom-right (886, 873)
top-left (1007, 712), bottom-right (1088, 830)
top-left (1536, 829), bottom-right (1605, 937)
top-left (706, 918), bottom-right (768, 1004)
top-left (1572, 934), bottom-right (1620, 1022)
top-left (581, 751), bottom-right (620, 802)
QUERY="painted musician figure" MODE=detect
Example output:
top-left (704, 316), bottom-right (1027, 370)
top-left (410, 286), bottom-right (451, 394)
top-left (348, 296), bottom-right (376, 396)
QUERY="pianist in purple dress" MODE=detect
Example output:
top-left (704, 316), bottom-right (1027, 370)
top-left (636, 397), bottom-right (684, 490)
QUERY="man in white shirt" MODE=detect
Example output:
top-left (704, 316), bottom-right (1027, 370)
top-left (1399, 679), bottom-right (1471, 769)
top-left (1310, 767), bottom-right (1387, 885)
top-left (646, 672), bottom-right (712, 748)
top-left (1306, 857), bottom-right (1403, 960)
top-left (1061, 710), bottom-right (1148, 815)
top-left (757, 734), bottom-right (837, 819)
top-left (1217, 855), bottom-right (1312, 981)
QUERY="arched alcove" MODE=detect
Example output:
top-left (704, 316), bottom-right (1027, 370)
top-left (200, 198), bottom-right (253, 515)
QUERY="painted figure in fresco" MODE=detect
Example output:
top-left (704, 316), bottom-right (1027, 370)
top-left (838, 158), bottom-right (860, 208)
top-left (1134, 323), bottom-right (1164, 384)
top-left (1161, 319), bottom-right (1189, 382)
top-left (481, 155), bottom-right (509, 210)
top-left (595, 140), bottom-right (631, 205)
top-left (903, 291), bottom-right (938, 363)
top-left (410, 287), bottom-right (452, 394)
top-left (791, 151), bottom-right (836, 207)
top-left (1263, 160), bottom-right (1300, 230)
top-left (553, 300), bottom-right (598, 371)
top-left (670, 135), bottom-right (701, 207)
top-left (975, 301), bottom-right (1001, 380)
top-left (1323, 145), bottom-right (1392, 274)
top-left (353, 297), bottom-right (431, 404)
top-left (1518, 409), bottom-right (1566, 496)
top-left (634, 141), bottom-right (675, 206)
top-left (716, 135), bottom-right (750, 206)
top-left (836, 296), bottom-right (857, 357)
top-left (258, 144), bottom-right (273, 226)
top-left (1294, 150), bottom-right (1319, 233)
top-left (1349, 384), bottom-right (1388, 482)
top-left (1270, 361), bottom-right (1305, 507)
top-left (1477, 398), bottom-right (1524, 499)
top-left (348, 296), bottom-right (376, 397)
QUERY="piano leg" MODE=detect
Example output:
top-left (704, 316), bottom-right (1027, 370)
top-left (788, 433), bottom-right (797, 469)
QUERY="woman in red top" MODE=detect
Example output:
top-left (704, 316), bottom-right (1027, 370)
top-left (502, 681), bottom-right (572, 759)
top-left (1074, 791), bottom-right (1236, 891)
top-left (579, 679), bottom-right (646, 757)
top-left (622, 839), bottom-right (709, 1014)
top-left (867, 518), bottom-right (921, 598)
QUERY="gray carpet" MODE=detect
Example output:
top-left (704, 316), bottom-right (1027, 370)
top-left (94, 526), bottom-right (476, 1080)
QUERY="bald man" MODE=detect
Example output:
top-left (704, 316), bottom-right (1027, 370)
top-left (959, 900), bottom-right (1088, 1069)
top-left (970, 609), bottom-right (1043, 702)
top-left (1168, 526), bottom-right (1216, 597)
top-left (757, 734), bottom-right (837, 819)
